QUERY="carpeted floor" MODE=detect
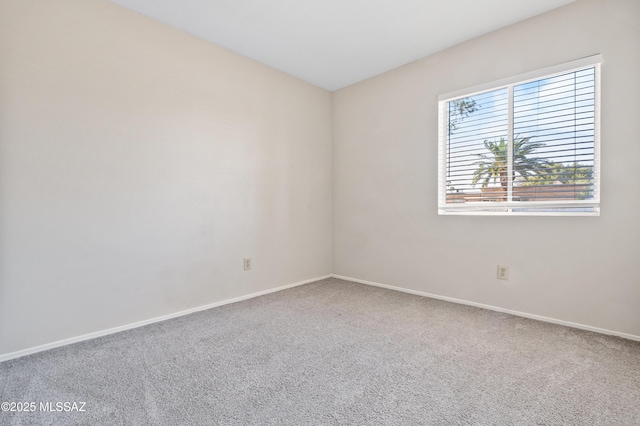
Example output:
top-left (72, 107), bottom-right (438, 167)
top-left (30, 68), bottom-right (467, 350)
top-left (1, 277), bottom-right (639, 425)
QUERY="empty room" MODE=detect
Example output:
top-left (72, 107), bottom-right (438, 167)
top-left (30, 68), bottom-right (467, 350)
top-left (1, 0), bottom-right (639, 424)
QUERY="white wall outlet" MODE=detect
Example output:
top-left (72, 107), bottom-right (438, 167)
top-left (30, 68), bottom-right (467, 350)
top-left (497, 265), bottom-right (509, 280)
top-left (244, 258), bottom-right (251, 271)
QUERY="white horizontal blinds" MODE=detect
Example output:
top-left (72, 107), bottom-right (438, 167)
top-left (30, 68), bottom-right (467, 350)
top-left (445, 88), bottom-right (509, 203)
top-left (443, 65), bottom-right (598, 213)
top-left (512, 67), bottom-right (596, 204)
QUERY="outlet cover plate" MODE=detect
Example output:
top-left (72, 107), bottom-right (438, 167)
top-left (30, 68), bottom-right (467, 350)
top-left (497, 265), bottom-right (509, 280)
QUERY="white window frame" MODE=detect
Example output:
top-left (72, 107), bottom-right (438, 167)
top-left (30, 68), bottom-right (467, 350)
top-left (437, 55), bottom-right (602, 216)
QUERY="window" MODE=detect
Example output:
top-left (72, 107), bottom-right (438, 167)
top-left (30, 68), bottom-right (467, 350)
top-left (438, 55), bottom-right (601, 216)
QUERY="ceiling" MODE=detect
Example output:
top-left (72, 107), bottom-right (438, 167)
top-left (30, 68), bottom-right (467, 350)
top-left (110, 0), bottom-right (575, 91)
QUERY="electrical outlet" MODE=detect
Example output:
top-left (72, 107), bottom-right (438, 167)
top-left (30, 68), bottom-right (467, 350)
top-left (497, 265), bottom-right (509, 280)
top-left (244, 258), bottom-right (251, 271)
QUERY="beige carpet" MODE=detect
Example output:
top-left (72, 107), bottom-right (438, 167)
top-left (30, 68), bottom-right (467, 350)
top-left (1, 277), bottom-right (639, 425)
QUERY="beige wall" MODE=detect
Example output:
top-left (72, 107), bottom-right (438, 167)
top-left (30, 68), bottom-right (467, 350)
top-left (0, 0), bottom-right (332, 356)
top-left (333, 0), bottom-right (640, 336)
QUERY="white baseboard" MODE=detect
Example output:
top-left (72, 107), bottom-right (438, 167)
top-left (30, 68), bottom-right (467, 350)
top-left (5, 273), bottom-right (636, 363)
top-left (331, 274), bottom-right (640, 342)
top-left (0, 275), bottom-right (332, 363)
